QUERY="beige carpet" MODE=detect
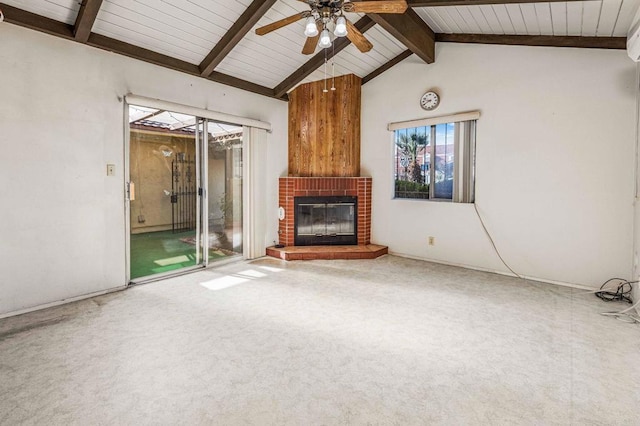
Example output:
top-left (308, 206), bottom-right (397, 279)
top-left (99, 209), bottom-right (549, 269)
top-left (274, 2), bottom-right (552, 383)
top-left (1, 255), bottom-right (639, 425)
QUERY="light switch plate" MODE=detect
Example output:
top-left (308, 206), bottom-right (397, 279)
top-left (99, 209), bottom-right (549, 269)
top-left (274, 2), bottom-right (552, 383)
top-left (106, 164), bottom-right (115, 176)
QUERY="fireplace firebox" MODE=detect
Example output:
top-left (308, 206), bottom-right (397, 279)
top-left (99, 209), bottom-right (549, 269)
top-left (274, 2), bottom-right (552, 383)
top-left (294, 196), bottom-right (357, 246)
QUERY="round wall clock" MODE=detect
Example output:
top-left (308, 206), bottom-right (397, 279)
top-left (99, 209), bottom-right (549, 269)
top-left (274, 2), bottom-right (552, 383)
top-left (420, 91), bottom-right (440, 111)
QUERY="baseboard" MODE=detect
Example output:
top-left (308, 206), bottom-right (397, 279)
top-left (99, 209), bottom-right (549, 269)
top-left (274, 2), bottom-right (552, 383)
top-left (0, 254), bottom-right (606, 319)
top-left (0, 286), bottom-right (128, 320)
top-left (388, 251), bottom-right (595, 291)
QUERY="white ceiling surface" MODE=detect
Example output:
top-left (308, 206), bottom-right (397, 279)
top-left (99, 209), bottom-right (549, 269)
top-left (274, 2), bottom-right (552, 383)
top-left (215, 0), bottom-right (368, 88)
top-left (9, 0), bottom-right (640, 92)
top-left (415, 0), bottom-right (640, 37)
top-left (3, 0), bottom-right (79, 25)
top-left (301, 26), bottom-right (409, 85)
top-left (92, 0), bottom-right (252, 65)
top-left (215, 0), bottom-right (314, 88)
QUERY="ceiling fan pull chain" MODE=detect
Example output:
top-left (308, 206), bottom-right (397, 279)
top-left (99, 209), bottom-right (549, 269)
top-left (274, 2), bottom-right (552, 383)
top-left (323, 49), bottom-right (328, 93)
top-left (331, 42), bottom-right (336, 91)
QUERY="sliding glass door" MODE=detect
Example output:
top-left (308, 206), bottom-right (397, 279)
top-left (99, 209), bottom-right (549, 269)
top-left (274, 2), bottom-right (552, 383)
top-left (205, 121), bottom-right (243, 263)
top-left (127, 105), bottom-right (243, 281)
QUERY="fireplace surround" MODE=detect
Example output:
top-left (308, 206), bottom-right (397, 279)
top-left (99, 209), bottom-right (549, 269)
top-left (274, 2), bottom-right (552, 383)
top-left (278, 177), bottom-right (372, 247)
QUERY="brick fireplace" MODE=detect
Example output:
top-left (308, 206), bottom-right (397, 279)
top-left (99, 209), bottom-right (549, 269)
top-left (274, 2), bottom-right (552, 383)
top-left (277, 177), bottom-right (372, 247)
top-left (267, 75), bottom-right (387, 260)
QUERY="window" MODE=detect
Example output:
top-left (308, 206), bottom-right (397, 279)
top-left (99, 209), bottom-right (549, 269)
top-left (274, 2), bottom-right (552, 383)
top-left (390, 112), bottom-right (477, 203)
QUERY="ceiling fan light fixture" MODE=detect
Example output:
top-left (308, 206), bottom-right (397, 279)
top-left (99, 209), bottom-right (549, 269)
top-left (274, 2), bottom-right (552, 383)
top-left (255, 0), bottom-right (406, 54)
top-left (304, 16), bottom-right (318, 37)
top-left (318, 28), bottom-right (332, 49)
top-left (334, 16), bottom-right (347, 37)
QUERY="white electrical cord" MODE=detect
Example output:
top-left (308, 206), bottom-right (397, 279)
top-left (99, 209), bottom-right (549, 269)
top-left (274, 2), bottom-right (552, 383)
top-left (0, 9), bottom-right (4, 23)
top-left (604, 64), bottom-right (640, 324)
top-left (600, 299), bottom-right (640, 324)
top-left (475, 204), bottom-right (639, 322)
top-left (473, 203), bottom-right (523, 279)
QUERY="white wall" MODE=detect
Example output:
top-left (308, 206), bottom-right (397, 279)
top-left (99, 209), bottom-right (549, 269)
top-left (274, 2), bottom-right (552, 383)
top-left (0, 23), bottom-right (288, 316)
top-left (626, 10), bottom-right (640, 317)
top-left (632, 62), bottom-right (640, 311)
top-left (362, 43), bottom-right (637, 287)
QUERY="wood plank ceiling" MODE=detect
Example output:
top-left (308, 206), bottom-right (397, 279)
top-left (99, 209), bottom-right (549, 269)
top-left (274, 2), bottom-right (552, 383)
top-left (1, 0), bottom-right (637, 101)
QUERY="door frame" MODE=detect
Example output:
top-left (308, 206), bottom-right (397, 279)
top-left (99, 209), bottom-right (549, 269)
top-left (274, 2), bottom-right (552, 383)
top-left (123, 95), bottom-right (271, 285)
top-left (124, 104), bottom-right (206, 285)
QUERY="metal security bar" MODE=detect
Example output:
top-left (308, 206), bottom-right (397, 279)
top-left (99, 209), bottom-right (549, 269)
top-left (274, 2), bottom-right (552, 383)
top-left (171, 153), bottom-right (197, 232)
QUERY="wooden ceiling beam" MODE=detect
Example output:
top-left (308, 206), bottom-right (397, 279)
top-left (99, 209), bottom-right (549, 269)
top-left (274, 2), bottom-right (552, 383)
top-left (87, 33), bottom-right (202, 74)
top-left (74, 0), bottom-right (103, 43)
top-left (435, 33), bottom-right (626, 49)
top-left (273, 16), bottom-right (376, 99)
top-left (368, 9), bottom-right (435, 64)
top-left (408, 0), bottom-right (583, 6)
top-left (2, 5), bottom-right (283, 100)
top-left (87, 34), bottom-right (278, 98)
top-left (362, 49), bottom-right (413, 84)
top-left (0, 3), bottom-right (74, 39)
top-left (207, 71), bottom-right (278, 98)
top-left (199, 0), bottom-right (277, 77)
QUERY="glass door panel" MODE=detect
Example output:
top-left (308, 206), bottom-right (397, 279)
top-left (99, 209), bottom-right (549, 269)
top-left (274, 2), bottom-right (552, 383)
top-left (128, 105), bottom-right (202, 280)
top-left (326, 204), bottom-right (355, 235)
top-left (205, 121), bottom-right (243, 263)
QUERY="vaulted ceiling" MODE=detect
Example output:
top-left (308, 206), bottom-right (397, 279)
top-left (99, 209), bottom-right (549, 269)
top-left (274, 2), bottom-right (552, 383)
top-left (1, 0), bottom-right (636, 101)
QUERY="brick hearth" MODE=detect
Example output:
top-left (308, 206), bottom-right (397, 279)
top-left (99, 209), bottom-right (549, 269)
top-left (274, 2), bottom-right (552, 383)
top-left (266, 244), bottom-right (388, 261)
top-left (277, 177), bottom-right (372, 247)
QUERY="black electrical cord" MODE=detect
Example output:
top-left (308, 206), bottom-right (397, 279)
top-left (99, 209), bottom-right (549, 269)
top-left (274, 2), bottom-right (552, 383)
top-left (594, 278), bottom-right (637, 303)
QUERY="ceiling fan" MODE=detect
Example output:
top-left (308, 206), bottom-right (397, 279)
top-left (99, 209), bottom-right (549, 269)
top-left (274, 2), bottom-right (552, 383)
top-left (255, 0), bottom-right (408, 55)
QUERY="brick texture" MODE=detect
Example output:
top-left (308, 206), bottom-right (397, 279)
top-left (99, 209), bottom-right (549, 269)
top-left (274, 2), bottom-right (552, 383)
top-left (278, 177), bottom-right (372, 246)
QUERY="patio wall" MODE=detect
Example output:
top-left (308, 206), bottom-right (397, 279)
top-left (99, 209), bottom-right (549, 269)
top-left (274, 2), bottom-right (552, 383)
top-left (129, 130), bottom-right (197, 233)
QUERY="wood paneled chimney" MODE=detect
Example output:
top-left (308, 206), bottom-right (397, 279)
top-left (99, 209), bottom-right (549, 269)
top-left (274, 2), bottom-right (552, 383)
top-left (287, 74), bottom-right (361, 177)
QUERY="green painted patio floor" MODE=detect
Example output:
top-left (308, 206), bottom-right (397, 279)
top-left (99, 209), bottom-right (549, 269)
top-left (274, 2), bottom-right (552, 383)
top-left (130, 230), bottom-right (228, 280)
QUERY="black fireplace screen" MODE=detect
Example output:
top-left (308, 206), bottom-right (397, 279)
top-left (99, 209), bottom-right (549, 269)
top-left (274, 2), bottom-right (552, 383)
top-left (294, 196), bottom-right (357, 246)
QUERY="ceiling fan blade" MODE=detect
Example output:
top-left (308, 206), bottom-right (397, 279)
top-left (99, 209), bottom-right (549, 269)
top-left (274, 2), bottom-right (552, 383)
top-left (344, 0), bottom-right (408, 14)
top-left (345, 19), bottom-right (373, 53)
top-left (302, 34), bottom-right (320, 55)
top-left (255, 12), bottom-right (307, 36)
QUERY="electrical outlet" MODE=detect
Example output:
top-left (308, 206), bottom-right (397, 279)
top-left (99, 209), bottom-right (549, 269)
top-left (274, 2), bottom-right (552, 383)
top-left (428, 236), bottom-right (435, 246)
